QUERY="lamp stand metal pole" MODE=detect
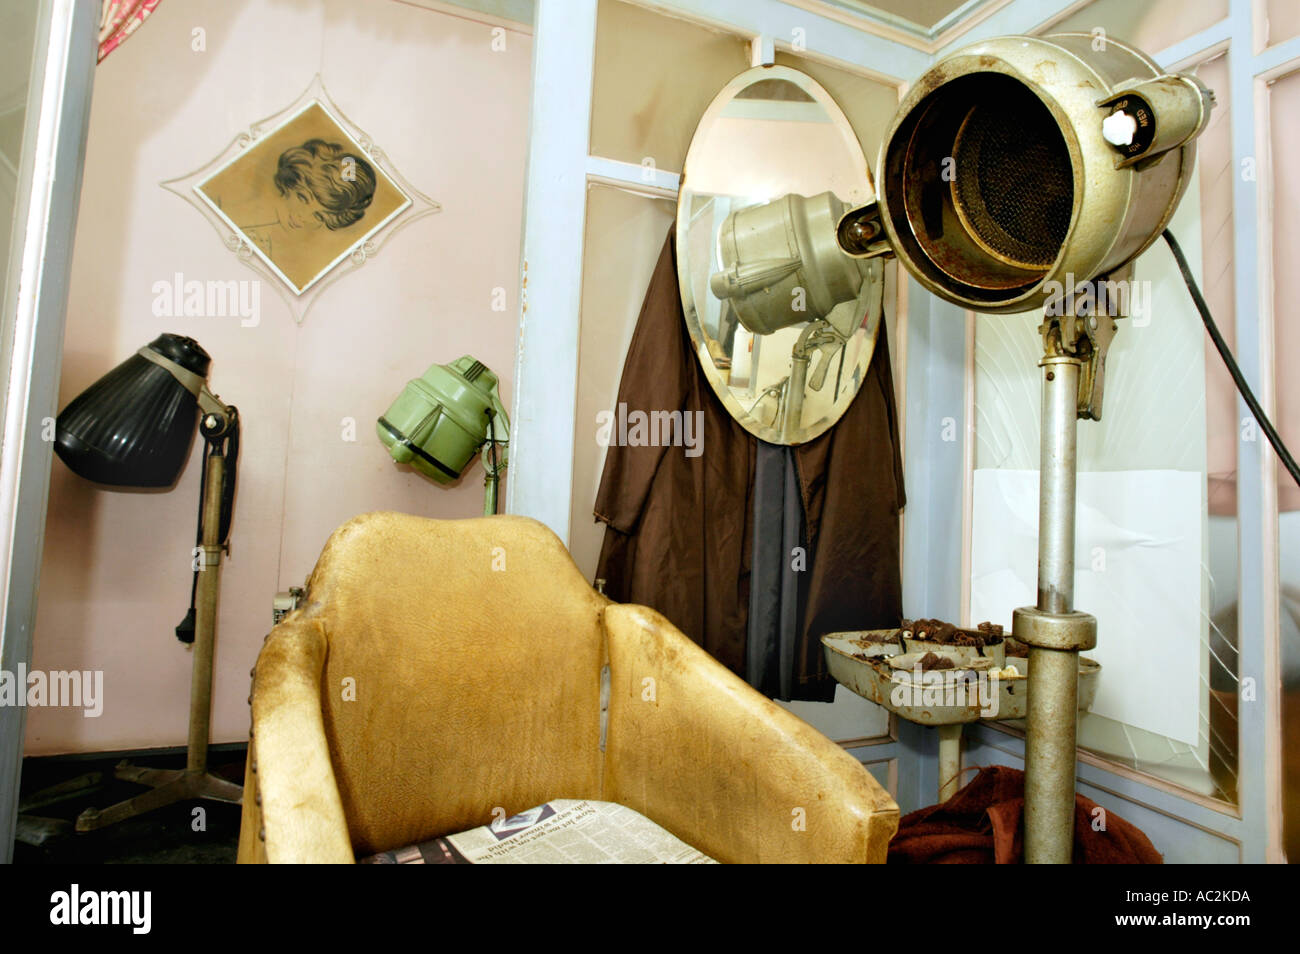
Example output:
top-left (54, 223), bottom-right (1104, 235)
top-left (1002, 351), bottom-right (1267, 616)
top-left (1017, 355), bottom-right (1092, 863)
top-left (782, 319), bottom-right (837, 443)
top-left (482, 404), bottom-right (509, 516)
top-left (76, 445), bottom-right (242, 831)
top-left (1013, 275), bottom-right (1127, 863)
top-left (187, 450), bottom-right (224, 773)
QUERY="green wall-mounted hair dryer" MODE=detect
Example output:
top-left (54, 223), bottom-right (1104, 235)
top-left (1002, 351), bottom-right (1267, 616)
top-left (376, 356), bottom-right (509, 515)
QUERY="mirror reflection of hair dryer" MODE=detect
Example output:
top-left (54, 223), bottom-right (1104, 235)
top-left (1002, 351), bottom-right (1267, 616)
top-left (709, 191), bottom-right (869, 336)
top-left (709, 191), bottom-right (883, 440)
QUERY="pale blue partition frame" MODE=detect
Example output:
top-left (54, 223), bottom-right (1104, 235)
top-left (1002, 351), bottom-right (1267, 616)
top-left (500, 0), bottom-right (1291, 861)
top-left (0, 0), bottom-right (100, 864)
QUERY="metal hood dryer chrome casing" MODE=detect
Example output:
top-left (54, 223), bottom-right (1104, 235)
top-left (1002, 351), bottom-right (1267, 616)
top-left (710, 192), bottom-right (871, 337)
top-left (867, 33), bottom-right (1213, 313)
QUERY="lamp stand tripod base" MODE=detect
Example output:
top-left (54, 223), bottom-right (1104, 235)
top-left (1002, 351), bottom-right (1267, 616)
top-left (74, 764), bottom-right (242, 832)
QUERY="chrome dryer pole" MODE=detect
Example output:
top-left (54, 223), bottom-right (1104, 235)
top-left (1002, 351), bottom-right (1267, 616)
top-left (1017, 356), bottom-right (1093, 863)
top-left (1014, 290), bottom-right (1116, 864)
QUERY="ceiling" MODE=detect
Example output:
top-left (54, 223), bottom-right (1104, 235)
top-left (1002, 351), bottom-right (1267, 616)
top-left (430, 0), bottom-right (1004, 46)
top-left (815, 0), bottom-right (989, 33)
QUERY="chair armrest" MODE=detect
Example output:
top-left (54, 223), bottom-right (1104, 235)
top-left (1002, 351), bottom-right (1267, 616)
top-left (601, 604), bottom-right (898, 863)
top-left (237, 618), bottom-right (354, 864)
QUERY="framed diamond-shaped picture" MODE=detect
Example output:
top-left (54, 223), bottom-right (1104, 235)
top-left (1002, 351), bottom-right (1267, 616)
top-left (164, 75), bottom-right (439, 322)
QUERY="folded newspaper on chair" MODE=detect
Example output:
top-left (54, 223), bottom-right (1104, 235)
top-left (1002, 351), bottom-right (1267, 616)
top-left (360, 799), bottom-right (717, 864)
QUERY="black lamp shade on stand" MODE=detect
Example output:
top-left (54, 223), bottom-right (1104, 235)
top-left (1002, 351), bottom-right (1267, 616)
top-left (54, 334), bottom-right (212, 488)
top-left (40, 332), bottom-right (245, 832)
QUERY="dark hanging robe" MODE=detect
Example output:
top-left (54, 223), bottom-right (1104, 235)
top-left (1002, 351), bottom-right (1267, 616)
top-left (593, 230), bottom-right (905, 702)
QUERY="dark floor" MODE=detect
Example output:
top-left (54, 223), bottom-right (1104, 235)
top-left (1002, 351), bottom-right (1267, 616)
top-left (12, 746), bottom-right (246, 864)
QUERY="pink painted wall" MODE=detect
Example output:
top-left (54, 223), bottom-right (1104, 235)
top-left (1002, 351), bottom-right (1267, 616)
top-left (27, 0), bottom-right (531, 755)
top-left (1270, 69), bottom-right (1300, 513)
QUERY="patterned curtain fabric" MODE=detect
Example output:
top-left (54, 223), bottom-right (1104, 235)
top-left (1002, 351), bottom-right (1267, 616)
top-left (98, 0), bottom-right (161, 63)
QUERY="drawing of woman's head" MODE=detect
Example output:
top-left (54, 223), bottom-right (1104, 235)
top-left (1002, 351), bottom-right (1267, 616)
top-left (273, 139), bottom-right (376, 231)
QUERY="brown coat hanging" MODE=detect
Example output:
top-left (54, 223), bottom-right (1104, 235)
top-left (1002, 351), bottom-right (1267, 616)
top-left (593, 231), bottom-right (905, 702)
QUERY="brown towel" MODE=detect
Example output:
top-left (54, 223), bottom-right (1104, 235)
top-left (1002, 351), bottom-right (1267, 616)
top-left (888, 765), bottom-right (1163, 864)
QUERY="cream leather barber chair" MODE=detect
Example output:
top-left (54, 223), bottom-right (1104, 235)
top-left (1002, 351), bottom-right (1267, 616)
top-left (237, 512), bottom-right (897, 863)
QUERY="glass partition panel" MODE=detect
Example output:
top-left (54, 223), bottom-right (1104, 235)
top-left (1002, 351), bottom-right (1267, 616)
top-left (1269, 67), bottom-right (1300, 860)
top-left (0, 0), bottom-right (37, 297)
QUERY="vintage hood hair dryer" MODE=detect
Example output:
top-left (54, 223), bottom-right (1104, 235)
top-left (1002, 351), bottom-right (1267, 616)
top-left (838, 33), bottom-right (1214, 313)
top-left (377, 355), bottom-right (510, 515)
top-left (54, 334), bottom-right (234, 488)
top-left (831, 33), bottom-right (1215, 864)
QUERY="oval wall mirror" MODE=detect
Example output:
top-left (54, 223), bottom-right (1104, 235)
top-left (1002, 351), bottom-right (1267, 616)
top-left (676, 65), bottom-right (884, 445)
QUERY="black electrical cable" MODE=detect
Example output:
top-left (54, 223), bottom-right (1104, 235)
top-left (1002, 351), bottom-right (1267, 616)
top-left (1163, 228), bottom-right (1300, 490)
top-left (486, 408), bottom-right (500, 515)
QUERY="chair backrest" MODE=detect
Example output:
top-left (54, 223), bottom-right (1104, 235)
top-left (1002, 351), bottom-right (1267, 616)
top-left (601, 603), bottom-right (899, 863)
top-left (300, 511), bottom-right (607, 855)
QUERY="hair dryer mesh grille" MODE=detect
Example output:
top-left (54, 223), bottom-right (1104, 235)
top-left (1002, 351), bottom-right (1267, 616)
top-left (952, 95), bottom-right (1074, 268)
